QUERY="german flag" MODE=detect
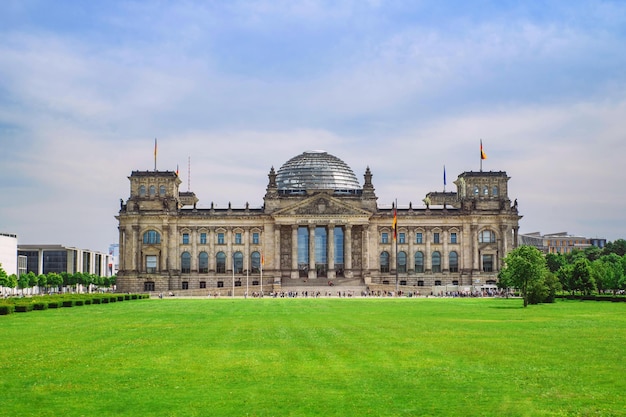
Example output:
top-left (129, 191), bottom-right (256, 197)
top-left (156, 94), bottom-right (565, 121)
top-left (480, 140), bottom-right (487, 160)
top-left (392, 205), bottom-right (397, 240)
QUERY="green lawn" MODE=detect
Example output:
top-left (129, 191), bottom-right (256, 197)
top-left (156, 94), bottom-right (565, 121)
top-left (1, 298), bottom-right (624, 416)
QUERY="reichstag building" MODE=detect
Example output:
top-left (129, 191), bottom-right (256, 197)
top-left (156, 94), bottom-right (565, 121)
top-left (116, 150), bottom-right (521, 294)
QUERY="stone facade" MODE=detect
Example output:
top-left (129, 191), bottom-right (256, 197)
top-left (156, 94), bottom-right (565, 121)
top-left (115, 153), bottom-right (521, 293)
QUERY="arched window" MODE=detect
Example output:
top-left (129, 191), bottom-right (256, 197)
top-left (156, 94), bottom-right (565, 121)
top-left (483, 186), bottom-right (489, 196)
top-left (181, 252), bottom-right (191, 273)
top-left (139, 185), bottom-right (146, 197)
top-left (449, 251), bottom-right (459, 273)
top-left (479, 230), bottom-right (496, 243)
top-left (159, 185), bottom-right (166, 197)
top-left (251, 251), bottom-right (261, 273)
top-left (397, 251), bottom-right (407, 273)
top-left (414, 251), bottom-right (424, 273)
top-left (198, 252), bottom-right (209, 273)
top-left (380, 251), bottom-right (390, 273)
top-left (216, 252), bottom-right (226, 274)
top-left (474, 186), bottom-right (479, 195)
top-left (432, 251), bottom-right (441, 273)
top-left (492, 186), bottom-right (499, 196)
top-left (143, 230), bottom-right (161, 244)
top-left (149, 185), bottom-right (156, 197)
top-left (233, 251), bottom-right (243, 274)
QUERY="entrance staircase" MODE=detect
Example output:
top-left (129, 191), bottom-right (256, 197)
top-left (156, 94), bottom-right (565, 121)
top-left (278, 277), bottom-right (368, 296)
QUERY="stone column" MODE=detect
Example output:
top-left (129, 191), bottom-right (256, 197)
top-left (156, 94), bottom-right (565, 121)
top-left (442, 229), bottom-right (449, 273)
top-left (227, 227), bottom-right (233, 273)
top-left (472, 225), bottom-right (479, 272)
top-left (191, 227), bottom-right (198, 271)
top-left (209, 228), bottom-right (215, 271)
top-left (273, 227), bottom-right (280, 271)
top-left (118, 226), bottom-right (125, 271)
top-left (169, 224), bottom-right (178, 272)
top-left (244, 228), bottom-right (250, 272)
top-left (291, 225), bottom-right (298, 278)
top-left (424, 228), bottom-right (431, 273)
top-left (345, 225), bottom-right (353, 270)
top-left (328, 225), bottom-right (335, 279)
top-left (131, 225), bottom-right (139, 272)
top-left (161, 225), bottom-right (169, 272)
top-left (362, 225), bottom-right (369, 271)
top-left (408, 228), bottom-right (414, 273)
top-left (308, 225), bottom-right (316, 279)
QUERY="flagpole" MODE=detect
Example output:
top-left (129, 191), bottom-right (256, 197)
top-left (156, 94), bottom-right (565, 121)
top-left (154, 138), bottom-right (157, 171)
top-left (260, 252), bottom-right (263, 296)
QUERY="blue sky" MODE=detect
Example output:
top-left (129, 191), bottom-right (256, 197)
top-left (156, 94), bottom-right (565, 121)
top-left (1, 0), bottom-right (625, 252)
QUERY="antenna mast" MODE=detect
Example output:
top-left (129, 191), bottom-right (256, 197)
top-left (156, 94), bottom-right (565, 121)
top-left (187, 156), bottom-right (191, 191)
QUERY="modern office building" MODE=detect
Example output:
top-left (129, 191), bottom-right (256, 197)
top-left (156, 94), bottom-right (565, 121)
top-left (519, 232), bottom-right (607, 254)
top-left (0, 233), bottom-right (18, 276)
top-left (116, 150), bottom-right (522, 293)
top-left (17, 244), bottom-right (112, 277)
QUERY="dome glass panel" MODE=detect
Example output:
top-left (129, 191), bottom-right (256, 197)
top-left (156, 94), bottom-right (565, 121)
top-left (276, 151), bottom-right (361, 195)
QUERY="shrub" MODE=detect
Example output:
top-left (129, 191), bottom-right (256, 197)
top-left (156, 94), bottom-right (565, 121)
top-left (33, 302), bottom-right (49, 310)
top-left (15, 304), bottom-right (34, 313)
top-left (75, 300), bottom-right (84, 306)
top-left (62, 300), bottom-right (74, 308)
top-left (84, 299), bottom-right (92, 305)
top-left (101, 297), bottom-right (109, 304)
top-left (0, 305), bottom-right (15, 315)
top-left (124, 295), bottom-right (131, 300)
top-left (48, 302), bottom-right (61, 309)
top-left (92, 297), bottom-right (101, 304)
top-left (117, 296), bottom-right (124, 302)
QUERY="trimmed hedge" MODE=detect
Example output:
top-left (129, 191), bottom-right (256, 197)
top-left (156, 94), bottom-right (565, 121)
top-left (0, 305), bottom-right (15, 315)
top-left (0, 293), bottom-right (147, 316)
top-left (15, 304), bottom-right (34, 313)
top-left (556, 294), bottom-right (626, 302)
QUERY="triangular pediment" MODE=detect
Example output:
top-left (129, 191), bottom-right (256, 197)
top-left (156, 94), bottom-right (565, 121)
top-left (272, 194), bottom-right (372, 218)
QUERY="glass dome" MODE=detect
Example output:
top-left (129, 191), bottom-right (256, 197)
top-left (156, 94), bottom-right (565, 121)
top-left (276, 151), bottom-right (362, 195)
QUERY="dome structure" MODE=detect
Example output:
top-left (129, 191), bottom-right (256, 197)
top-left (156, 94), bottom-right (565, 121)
top-left (275, 151), bottom-right (361, 195)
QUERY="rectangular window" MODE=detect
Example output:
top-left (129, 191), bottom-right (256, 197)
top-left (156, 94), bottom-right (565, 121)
top-left (399, 233), bottom-right (406, 244)
top-left (433, 233), bottom-right (440, 244)
top-left (416, 233), bottom-right (423, 244)
top-left (182, 281), bottom-right (189, 290)
top-left (252, 232), bottom-right (259, 244)
top-left (482, 254), bottom-right (493, 272)
top-left (182, 233), bottom-right (190, 244)
top-left (146, 255), bottom-right (157, 273)
top-left (144, 281), bottom-right (155, 291)
top-left (450, 233), bottom-right (457, 244)
top-left (199, 281), bottom-right (206, 289)
top-left (381, 233), bottom-right (389, 244)
top-left (217, 233), bottom-right (225, 245)
top-left (200, 233), bottom-right (207, 244)
top-left (235, 233), bottom-right (242, 244)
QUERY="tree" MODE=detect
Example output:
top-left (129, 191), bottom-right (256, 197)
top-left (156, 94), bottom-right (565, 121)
top-left (557, 264), bottom-right (575, 294)
top-left (18, 272), bottom-right (32, 296)
top-left (500, 245), bottom-right (548, 307)
top-left (545, 253), bottom-right (566, 273)
top-left (592, 254), bottom-right (624, 294)
top-left (0, 263), bottom-right (8, 287)
top-left (603, 239), bottom-right (626, 257)
top-left (571, 258), bottom-right (596, 295)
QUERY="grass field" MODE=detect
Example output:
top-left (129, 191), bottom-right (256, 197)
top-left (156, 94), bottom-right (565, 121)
top-left (1, 297), bottom-right (624, 416)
